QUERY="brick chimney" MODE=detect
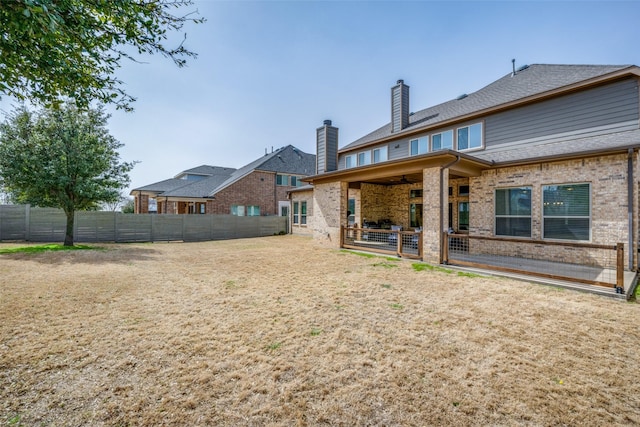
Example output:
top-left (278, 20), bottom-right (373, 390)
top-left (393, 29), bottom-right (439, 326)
top-left (316, 119), bottom-right (339, 174)
top-left (391, 79), bottom-right (410, 133)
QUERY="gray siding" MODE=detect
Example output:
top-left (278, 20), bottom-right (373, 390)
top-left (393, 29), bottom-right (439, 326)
top-left (391, 81), bottom-right (410, 133)
top-left (316, 125), bottom-right (338, 173)
top-left (316, 128), bottom-right (326, 174)
top-left (325, 126), bottom-right (338, 172)
top-left (485, 78), bottom-right (639, 147)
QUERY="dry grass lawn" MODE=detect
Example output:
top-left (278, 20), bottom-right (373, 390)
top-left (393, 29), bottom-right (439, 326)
top-left (1, 235), bottom-right (640, 426)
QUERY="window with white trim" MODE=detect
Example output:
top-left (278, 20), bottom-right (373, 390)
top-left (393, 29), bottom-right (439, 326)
top-left (293, 202), bottom-right (299, 224)
top-left (373, 146), bottom-right (388, 163)
top-left (357, 150), bottom-right (371, 166)
top-left (293, 201), bottom-right (307, 225)
top-left (300, 201), bottom-right (307, 225)
top-left (231, 205), bottom-right (245, 216)
top-left (457, 123), bottom-right (483, 151)
top-left (247, 205), bottom-right (260, 216)
top-left (345, 154), bottom-right (355, 169)
top-left (432, 130), bottom-right (453, 151)
top-left (543, 183), bottom-right (590, 241)
top-left (495, 187), bottom-right (531, 237)
top-left (410, 137), bottom-right (428, 156)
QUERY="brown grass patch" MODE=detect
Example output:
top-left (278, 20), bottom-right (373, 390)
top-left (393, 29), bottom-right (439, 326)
top-left (1, 235), bottom-right (640, 426)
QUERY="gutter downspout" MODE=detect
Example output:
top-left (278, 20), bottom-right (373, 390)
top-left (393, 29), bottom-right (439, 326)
top-left (439, 155), bottom-right (461, 264)
top-left (628, 148), bottom-right (634, 271)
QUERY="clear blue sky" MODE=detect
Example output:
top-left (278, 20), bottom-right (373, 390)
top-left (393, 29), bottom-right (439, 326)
top-left (5, 1), bottom-right (640, 194)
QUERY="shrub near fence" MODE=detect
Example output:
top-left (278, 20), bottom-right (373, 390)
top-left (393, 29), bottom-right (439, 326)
top-left (0, 205), bottom-right (288, 243)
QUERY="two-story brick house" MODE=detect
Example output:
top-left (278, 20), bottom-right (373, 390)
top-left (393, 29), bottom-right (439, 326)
top-left (132, 145), bottom-right (315, 217)
top-left (292, 64), bottom-right (640, 297)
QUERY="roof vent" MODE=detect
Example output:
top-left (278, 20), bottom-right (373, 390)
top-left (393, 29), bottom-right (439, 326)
top-left (456, 93), bottom-right (468, 100)
top-left (409, 112), bottom-right (415, 116)
top-left (516, 64), bottom-right (530, 72)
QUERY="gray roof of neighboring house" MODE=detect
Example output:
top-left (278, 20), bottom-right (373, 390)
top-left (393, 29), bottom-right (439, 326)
top-left (175, 165), bottom-right (237, 178)
top-left (131, 145), bottom-right (315, 199)
top-left (342, 64), bottom-right (635, 152)
top-left (161, 173), bottom-right (235, 198)
top-left (131, 178), bottom-right (193, 194)
top-left (209, 145), bottom-right (316, 196)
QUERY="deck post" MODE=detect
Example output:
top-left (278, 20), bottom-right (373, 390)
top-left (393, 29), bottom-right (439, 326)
top-left (616, 243), bottom-right (624, 289)
top-left (442, 231), bottom-right (449, 264)
top-left (397, 231), bottom-right (402, 256)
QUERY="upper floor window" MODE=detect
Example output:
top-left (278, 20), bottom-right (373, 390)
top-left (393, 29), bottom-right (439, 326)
top-left (410, 137), bottom-right (428, 156)
top-left (276, 174), bottom-right (289, 186)
top-left (345, 154), bottom-right (355, 169)
top-left (290, 176), bottom-right (298, 187)
top-left (358, 150), bottom-right (371, 166)
top-left (543, 183), bottom-right (590, 241)
top-left (457, 123), bottom-right (483, 151)
top-left (432, 130), bottom-right (453, 151)
top-left (373, 146), bottom-right (388, 163)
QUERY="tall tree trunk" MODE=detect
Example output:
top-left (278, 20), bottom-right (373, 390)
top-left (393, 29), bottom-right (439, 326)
top-left (64, 210), bottom-right (74, 246)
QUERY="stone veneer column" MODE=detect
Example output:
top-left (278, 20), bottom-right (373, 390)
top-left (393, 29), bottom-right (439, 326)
top-left (312, 181), bottom-right (348, 247)
top-left (422, 167), bottom-right (446, 264)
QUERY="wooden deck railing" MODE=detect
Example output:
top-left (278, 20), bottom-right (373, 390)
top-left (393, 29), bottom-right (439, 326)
top-left (341, 226), bottom-right (422, 259)
top-left (443, 233), bottom-right (625, 290)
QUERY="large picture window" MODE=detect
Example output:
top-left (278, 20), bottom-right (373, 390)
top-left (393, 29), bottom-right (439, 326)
top-left (543, 183), bottom-right (590, 240)
top-left (495, 187), bottom-right (532, 237)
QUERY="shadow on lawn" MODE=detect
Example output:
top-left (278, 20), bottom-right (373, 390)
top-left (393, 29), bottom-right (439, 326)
top-left (0, 244), bottom-right (161, 265)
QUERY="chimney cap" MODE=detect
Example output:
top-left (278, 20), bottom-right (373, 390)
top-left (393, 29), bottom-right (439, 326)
top-left (397, 79), bottom-right (404, 85)
top-left (323, 119), bottom-right (332, 126)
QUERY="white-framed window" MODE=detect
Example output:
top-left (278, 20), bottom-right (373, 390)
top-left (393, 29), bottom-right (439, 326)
top-left (247, 205), bottom-right (260, 216)
top-left (495, 187), bottom-right (532, 237)
top-left (410, 136), bottom-right (428, 156)
top-left (357, 150), bottom-right (371, 166)
top-left (293, 201), bottom-right (307, 225)
top-left (457, 123), bottom-right (483, 151)
top-left (373, 146), bottom-right (388, 163)
top-left (300, 201), bottom-right (307, 225)
top-left (345, 154), bottom-right (356, 169)
top-left (276, 174), bottom-right (289, 186)
top-left (231, 205), bottom-right (245, 216)
top-left (542, 183), bottom-right (590, 241)
top-left (432, 130), bottom-right (453, 151)
top-left (293, 202), bottom-right (299, 224)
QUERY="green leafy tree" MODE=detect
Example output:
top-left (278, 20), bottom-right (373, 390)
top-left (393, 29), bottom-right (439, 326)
top-left (0, 0), bottom-right (204, 111)
top-left (0, 104), bottom-right (136, 246)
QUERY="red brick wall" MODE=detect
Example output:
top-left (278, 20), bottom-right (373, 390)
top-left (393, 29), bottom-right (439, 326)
top-left (209, 171), bottom-right (292, 215)
top-left (135, 194), bottom-right (149, 214)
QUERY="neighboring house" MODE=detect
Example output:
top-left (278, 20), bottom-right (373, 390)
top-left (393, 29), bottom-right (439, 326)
top-left (131, 145), bottom-right (316, 217)
top-left (293, 64), bottom-right (640, 296)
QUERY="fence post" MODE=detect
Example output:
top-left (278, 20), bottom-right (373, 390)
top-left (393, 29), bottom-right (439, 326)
top-left (616, 243), bottom-right (624, 289)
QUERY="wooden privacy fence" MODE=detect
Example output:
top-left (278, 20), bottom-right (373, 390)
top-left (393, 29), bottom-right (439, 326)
top-left (0, 205), bottom-right (288, 243)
